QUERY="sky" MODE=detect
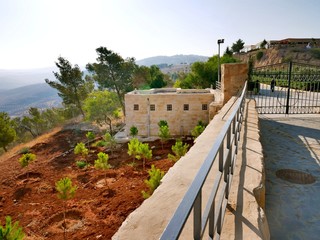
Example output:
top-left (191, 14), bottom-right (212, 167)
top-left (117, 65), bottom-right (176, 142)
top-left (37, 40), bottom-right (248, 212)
top-left (0, 0), bottom-right (319, 70)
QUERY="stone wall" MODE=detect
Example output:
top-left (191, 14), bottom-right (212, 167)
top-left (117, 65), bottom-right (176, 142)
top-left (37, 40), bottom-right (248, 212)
top-left (221, 63), bottom-right (248, 104)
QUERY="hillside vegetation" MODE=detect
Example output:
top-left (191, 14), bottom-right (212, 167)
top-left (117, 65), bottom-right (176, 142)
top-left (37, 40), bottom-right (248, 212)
top-left (237, 47), bottom-right (320, 67)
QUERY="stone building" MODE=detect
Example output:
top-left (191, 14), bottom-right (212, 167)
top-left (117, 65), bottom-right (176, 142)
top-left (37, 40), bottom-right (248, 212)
top-left (124, 88), bottom-right (218, 137)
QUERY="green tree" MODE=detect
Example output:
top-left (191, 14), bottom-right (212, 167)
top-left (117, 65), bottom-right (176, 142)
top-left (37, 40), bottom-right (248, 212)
top-left (103, 132), bottom-right (117, 155)
top-left (260, 39), bottom-right (268, 49)
top-left (94, 152), bottom-right (111, 187)
top-left (136, 143), bottom-right (152, 170)
top-left (168, 139), bottom-right (189, 162)
top-left (83, 90), bottom-right (120, 134)
top-left (0, 112), bottom-right (16, 152)
top-left (127, 138), bottom-right (141, 163)
top-left (158, 120), bottom-right (168, 128)
top-left (132, 65), bottom-right (151, 89)
top-left (45, 57), bottom-right (94, 117)
top-left (55, 177), bottom-right (77, 240)
top-left (149, 65), bottom-right (167, 88)
top-left (159, 125), bottom-right (170, 149)
top-left (175, 55), bottom-right (237, 89)
top-left (141, 165), bottom-right (164, 199)
top-left (0, 216), bottom-right (24, 240)
top-left (18, 153), bottom-right (36, 184)
top-left (224, 46), bottom-right (233, 56)
top-left (87, 47), bottom-right (136, 114)
top-left (231, 39), bottom-right (245, 53)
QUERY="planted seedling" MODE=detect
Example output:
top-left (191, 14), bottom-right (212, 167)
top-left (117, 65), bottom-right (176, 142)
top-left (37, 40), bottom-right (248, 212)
top-left (55, 177), bottom-right (77, 240)
top-left (0, 216), bottom-right (24, 240)
top-left (94, 152), bottom-right (111, 187)
top-left (141, 165), bottom-right (164, 199)
top-left (168, 139), bottom-right (189, 162)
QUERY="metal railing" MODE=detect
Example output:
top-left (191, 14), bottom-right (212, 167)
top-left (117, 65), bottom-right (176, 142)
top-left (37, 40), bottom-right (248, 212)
top-left (160, 81), bottom-right (247, 240)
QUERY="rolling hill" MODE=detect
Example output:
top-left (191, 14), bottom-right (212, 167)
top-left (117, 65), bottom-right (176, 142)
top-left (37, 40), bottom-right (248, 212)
top-left (136, 54), bottom-right (209, 66)
top-left (0, 83), bottom-right (61, 117)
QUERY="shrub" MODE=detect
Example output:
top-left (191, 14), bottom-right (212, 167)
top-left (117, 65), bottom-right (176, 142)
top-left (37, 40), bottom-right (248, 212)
top-left (92, 140), bottom-right (106, 147)
top-left (104, 133), bottom-right (117, 155)
top-left (141, 165), bottom-right (164, 199)
top-left (76, 161), bottom-right (88, 169)
top-left (129, 126), bottom-right (138, 137)
top-left (94, 152), bottom-right (110, 171)
top-left (158, 120), bottom-right (168, 128)
top-left (168, 139), bottom-right (189, 162)
top-left (74, 142), bottom-right (89, 162)
top-left (310, 48), bottom-right (320, 60)
top-left (18, 153), bottom-right (36, 168)
top-left (19, 147), bottom-right (30, 154)
top-left (191, 122), bottom-right (206, 139)
top-left (256, 51), bottom-right (263, 61)
top-left (0, 216), bottom-right (24, 240)
top-left (86, 131), bottom-right (95, 141)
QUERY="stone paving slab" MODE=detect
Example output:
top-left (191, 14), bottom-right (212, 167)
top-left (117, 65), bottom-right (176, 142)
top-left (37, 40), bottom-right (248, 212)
top-left (259, 114), bottom-right (320, 239)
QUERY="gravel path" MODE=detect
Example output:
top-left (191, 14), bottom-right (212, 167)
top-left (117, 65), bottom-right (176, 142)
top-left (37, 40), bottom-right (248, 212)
top-left (259, 114), bottom-right (320, 240)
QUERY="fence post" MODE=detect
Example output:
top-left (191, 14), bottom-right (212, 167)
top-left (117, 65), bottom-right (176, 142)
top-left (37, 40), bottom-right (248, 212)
top-left (285, 61), bottom-right (293, 114)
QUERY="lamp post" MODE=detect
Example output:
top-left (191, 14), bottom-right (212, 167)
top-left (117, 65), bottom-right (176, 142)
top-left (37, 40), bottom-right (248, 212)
top-left (217, 39), bottom-right (224, 88)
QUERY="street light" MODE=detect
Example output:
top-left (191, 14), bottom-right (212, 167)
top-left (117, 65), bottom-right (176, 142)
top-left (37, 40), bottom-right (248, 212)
top-left (217, 39), bottom-right (224, 88)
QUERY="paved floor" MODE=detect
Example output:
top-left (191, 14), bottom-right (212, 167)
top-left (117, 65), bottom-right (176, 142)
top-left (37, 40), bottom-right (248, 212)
top-left (259, 114), bottom-right (320, 240)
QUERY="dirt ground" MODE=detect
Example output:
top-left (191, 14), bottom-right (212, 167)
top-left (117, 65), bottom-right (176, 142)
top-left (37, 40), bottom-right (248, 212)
top-left (0, 127), bottom-right (193, 239)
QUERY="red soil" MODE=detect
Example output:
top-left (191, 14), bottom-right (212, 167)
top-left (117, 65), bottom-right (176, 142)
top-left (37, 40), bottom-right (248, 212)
top-left (0, 128), bottom-right (193, 239)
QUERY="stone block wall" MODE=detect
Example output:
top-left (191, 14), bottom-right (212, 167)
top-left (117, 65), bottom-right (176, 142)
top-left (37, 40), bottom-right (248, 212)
top-left (221, 63), bottom-right (248, 104)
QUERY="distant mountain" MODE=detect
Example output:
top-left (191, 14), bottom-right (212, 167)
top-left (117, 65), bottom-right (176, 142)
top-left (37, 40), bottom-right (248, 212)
top-left (136, 54), bottom-right (209, 67)
top-left (0, 83), bottom-right (62, 117)
top-left (0, 67), bottom-right (57, 90)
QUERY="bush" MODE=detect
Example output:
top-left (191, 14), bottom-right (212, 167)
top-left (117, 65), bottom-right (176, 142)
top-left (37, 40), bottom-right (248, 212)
top-left (18, 153), bottom-right (36, 168)
top-left (74, 142), bottom-right (89, 162)
top-left (191, 122), bottom-right (206, 139)
top-left (19, 147), bottom-right (30, 154)
top-left (168, 139), bottom-right (189, 162)
top-left (310, 48), bottom-right (320, 60)
top-left (76, 161), bottom-right (88, 169)
top-left (0, 216), bottom-right (24, 240)
top-left (141, 165), bottom-right (164, 199)
top-left (158, 120), bottom-right (168, 128)
top-left (127, 138), bottom-right (141, 162)
top-left (130, 126), bottom-right (138, 137)
top-left (256, 51), bottom-right (263, 61)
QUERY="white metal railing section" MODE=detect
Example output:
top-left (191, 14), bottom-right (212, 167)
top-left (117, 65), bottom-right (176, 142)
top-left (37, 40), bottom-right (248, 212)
top-left (160, 81), bottom-right (247, 240)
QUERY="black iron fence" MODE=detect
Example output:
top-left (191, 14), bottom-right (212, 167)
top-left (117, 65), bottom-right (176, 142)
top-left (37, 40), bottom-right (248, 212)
top-left (250, 62), bottom-right (320, 114)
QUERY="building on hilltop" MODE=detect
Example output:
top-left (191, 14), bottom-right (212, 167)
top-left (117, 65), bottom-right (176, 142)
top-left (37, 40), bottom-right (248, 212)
top-left (269, 38), bottom-right (320, 48)
top-left (125, 88), bottom-right (220, 137)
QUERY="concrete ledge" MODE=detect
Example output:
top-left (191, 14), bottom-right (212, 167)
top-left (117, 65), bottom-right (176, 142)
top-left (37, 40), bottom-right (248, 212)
top-left (221, 99), bottom-right (270, 240)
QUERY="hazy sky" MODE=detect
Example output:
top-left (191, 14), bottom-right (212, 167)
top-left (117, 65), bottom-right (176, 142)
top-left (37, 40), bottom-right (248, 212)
top-left (1, 0), bottom-right (319, 69)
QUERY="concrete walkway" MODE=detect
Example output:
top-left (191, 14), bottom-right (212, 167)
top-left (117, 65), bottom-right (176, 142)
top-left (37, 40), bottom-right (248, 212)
top-left (259, 114), bottom-right (320, 240)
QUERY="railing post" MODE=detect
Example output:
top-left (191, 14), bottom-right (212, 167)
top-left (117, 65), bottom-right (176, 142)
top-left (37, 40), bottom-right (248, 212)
top-left (286, 61), bottom-right (293, 114)
top-left (194, 193), bottom-right (202, 240)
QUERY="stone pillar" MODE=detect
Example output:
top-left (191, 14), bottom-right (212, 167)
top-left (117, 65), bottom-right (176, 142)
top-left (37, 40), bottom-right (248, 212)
top-left (221, 63), bottom-right (248, 104)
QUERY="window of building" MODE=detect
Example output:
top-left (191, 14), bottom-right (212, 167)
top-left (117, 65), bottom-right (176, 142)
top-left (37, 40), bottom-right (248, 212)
top-left (167, 104), bottom-right (172, 111)
top-left (134, 104), bottom-right (139, 111)
top-left (202, 104), bottom-right (208, 110)
top-left (184, 104), bottom-right (189, 111)
top-left (150, 104), bottom-right (155, 111)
